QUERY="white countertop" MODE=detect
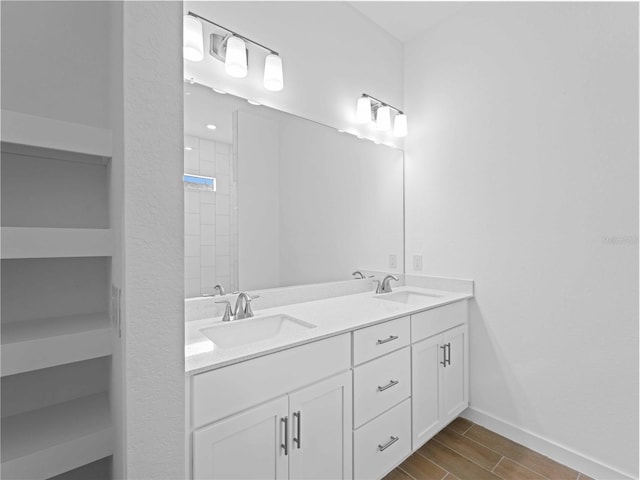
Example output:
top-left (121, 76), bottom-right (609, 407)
top-left (185, 286), bottom-right (472, 375)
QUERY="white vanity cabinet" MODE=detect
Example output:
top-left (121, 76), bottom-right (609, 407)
top-left (190, 334), bottom-right (352, 480)
top-left (411, 301), bottom-right (469, 449)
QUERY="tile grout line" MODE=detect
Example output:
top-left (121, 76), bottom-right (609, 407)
top-left (396, 466), bottom-right (418, 480)
top-left (431, 437), bottom-right (500, 477)
top-left (461, 422), bottom-right (475, 436)
top-left (491, 456), bottom-right (504, 473)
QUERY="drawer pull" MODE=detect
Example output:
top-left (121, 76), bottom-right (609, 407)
top-left (281, 416), bottom-right (289, 456)
top-left (293, 411), bottom-right (301, 449)
top-left (376, 335), bottom-right (399, 345)
top-left (377, 380), bottom-right (399, 392)
top-left (378, 436), bottom-right (400, 452)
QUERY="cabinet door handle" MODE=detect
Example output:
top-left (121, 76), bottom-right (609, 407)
top-left (293, 411), bottom-right (301, 449)
top-left (377, 335), bottom-right (399, 345)
top-left (446, 342), bottom-right (451, 366)
top-left (440, 345), bottom-right (447, 367)
top-left (377, 380), bottom-right (399, 392)
top-left (377, 436), bottom-right (400, 452)
top-left (281, 416), bottom-right (288, 456)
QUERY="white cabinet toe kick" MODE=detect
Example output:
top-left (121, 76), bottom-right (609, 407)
top-left (187, 299), bottom-right (469, 480)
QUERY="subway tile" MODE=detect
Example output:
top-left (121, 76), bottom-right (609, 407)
top-left (185, 190), bottom-right (200, 214)
top-left (201, 225), bottom-right (216, 245)
top-left (216, 256), bottom-right (230, 276)
top-left (184, 148), bottom-right (200, 174)
top-left (215, 275), bottom-right (230, 291)
top-left (200, 203), bottom-right (216, 225)
top-left (216, 194), bottom-right (230, 215)
top-left (200, 160), bottom-right (215, 177)
top-left (216, 142), bottom-right (230, 155)
top-left (185, 277), bottom-right (201, 298)
top-left (216, 235), bottom-right (231, 256)
top-left (216, 215), bottom-right (230, 235)
top-left (216, 154), bottom-right (230, 175)
top-left (216, 174), bottom-right (230, 195)
top-left (201, 246), bottom-right (215, 267)
top-left (184, 213), bottom-right (200, 235)
top-left (185, 235), bottom-right (200, 258)
top-left (185, 256), bottom-right (200, 280)
top-left (201, 190), bottom-right (216, 204)
top-left (200, 139), bottom-right (215, 162)
top-left (201, 267), bottom-right (216, 287)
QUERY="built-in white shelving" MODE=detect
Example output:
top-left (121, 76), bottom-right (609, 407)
top-left (1, 313), bottom-right (112, 377)
top-left (1, 227), bottom-right (113, 259)
top-left (0, 393), bottom-right (113, 480)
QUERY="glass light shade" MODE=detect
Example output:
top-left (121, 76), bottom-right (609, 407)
top-left (356, 96), bottom-right (372, 124)
top-left (264, 54), bottom-right (284, 91)
top-left (225, 36), bottom-right (248, 78)
top-left (376, 105), bottom-right (391, 131)
top-left (393, 114), bottom-right (408, 137)
top-left (183, 15), bottom-right (204, 62)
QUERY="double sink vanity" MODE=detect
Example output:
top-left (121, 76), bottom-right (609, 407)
top-left (185, 278), bottom-right (473, 480)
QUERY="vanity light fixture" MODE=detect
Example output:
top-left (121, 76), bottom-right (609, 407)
top-left (355, 93), bottom-right (408, 137)
top-left (184, 12), bottom-right (284, 92)
top-left (183, 15), bottom-right (204, 61)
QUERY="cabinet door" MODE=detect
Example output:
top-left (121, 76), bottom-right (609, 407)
top-left (289, 371), bottom-right (353, 480)
top-left (193, 396), bottom-right (289, 480)
top-left (411, 334), bottom-right (442, 449)
top-left (441, 324), bottom-right (468, 420)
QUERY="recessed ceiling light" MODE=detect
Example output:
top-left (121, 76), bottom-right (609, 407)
top-left (247, 99), bottom-right (261, 106)
top-left (212, 88), bottom-right (227, 95)
top-left (185, 146), bottom-right (193, 151)
top-left (206, 124), bottom-right (217, 130)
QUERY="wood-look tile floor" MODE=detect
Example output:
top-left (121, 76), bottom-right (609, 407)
top-left (384, 418), bottom-right (594, 480)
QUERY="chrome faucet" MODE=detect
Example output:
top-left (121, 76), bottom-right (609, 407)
top-left (214, 284), bottom-right (225, 295)
top-left (352, 270), bottom-right (365, 279)
top-left (376, 275), bottom-right (399, 294)
top-left (215, 292), bottom-right (259, 321)
top-left (234, 292), bottom-right (255, 320)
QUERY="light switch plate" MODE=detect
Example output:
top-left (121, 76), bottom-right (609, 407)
top-left (413, 254), bottom-right (423, 272)
top-left (389, 254), bottom-right (397, 269)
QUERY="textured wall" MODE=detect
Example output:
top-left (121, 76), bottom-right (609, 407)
top-left (404, 3), bottom-right (638, 477)
top-left (122, 2), bottom-right (185, 478)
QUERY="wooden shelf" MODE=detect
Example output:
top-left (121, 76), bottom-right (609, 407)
top-left (1, 393), bottom-right (113, 480)
top-left (1, 313), bottom-right (112, 377)
top-left (1, 227), bottom-right (113, 259)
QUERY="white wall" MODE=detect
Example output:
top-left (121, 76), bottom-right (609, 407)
top-left (0, 1), bottom-right (110, 129)
top-left (404, 3), bottom-right (638, 478)
top-left (121, 2), bottom-right (185, 478)
top-left (183, 1), bottom-right (404, 146)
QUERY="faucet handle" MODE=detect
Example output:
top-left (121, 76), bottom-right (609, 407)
top-left (244, 294), bottom-right (260, 317)
top-left (215, 300), bottom-right (233, 322)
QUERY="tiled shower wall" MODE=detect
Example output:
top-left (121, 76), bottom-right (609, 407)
top-left (184, 136), bottom-right (238, 297)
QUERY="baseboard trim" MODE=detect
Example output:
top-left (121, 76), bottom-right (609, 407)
top-left (460, 407), bottom-right (636, 480)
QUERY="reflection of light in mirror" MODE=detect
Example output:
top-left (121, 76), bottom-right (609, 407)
top-left (206, 124), bottom-right (217, 130)
top-left (212, 88), bottom-right (227, 95)
top-left (247, 99), bottom-right (261, 106)
top-left (185, 146), bottom-right (193, 151)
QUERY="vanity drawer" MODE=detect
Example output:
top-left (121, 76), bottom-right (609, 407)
top-left (353, 347), bottom-right (410, 428)
top-left (411, 300), bottom-right (468, 343)
top-left (353, 316), bottom-right (410, 365)
top-left (353, 398), bottom-right (411, 480)
top-left (191, 334), bottom-right (350, 429)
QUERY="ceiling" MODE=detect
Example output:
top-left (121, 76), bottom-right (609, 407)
top-left (348, 2), bottom-right (467, 43)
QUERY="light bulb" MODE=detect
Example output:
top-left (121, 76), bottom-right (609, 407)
top-left (393, 114), bottom-right (407, 137)
top-left (225, 36), bottom-right (248, 78)
top-left (376, 105), bottom-right (391, 131)
top-left (183, 15), bottom-right (204, 62)
top-left (356, 96), bottom-right (372, 124)
top-left (264, 54), bottom-right (284, 91)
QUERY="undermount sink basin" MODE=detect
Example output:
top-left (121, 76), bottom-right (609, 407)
top-left (200, 314), bottom-right (316, 349)
top-left (376, 290), bottom-right (443, 305)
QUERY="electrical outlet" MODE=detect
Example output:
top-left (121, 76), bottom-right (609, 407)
top-left (389, 254), bottom-right (397, 269)
top-left (413, 254), bottom-right (423, 272)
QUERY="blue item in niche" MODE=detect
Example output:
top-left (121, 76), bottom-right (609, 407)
top-left (183, 174), bottom-right (216, 191)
